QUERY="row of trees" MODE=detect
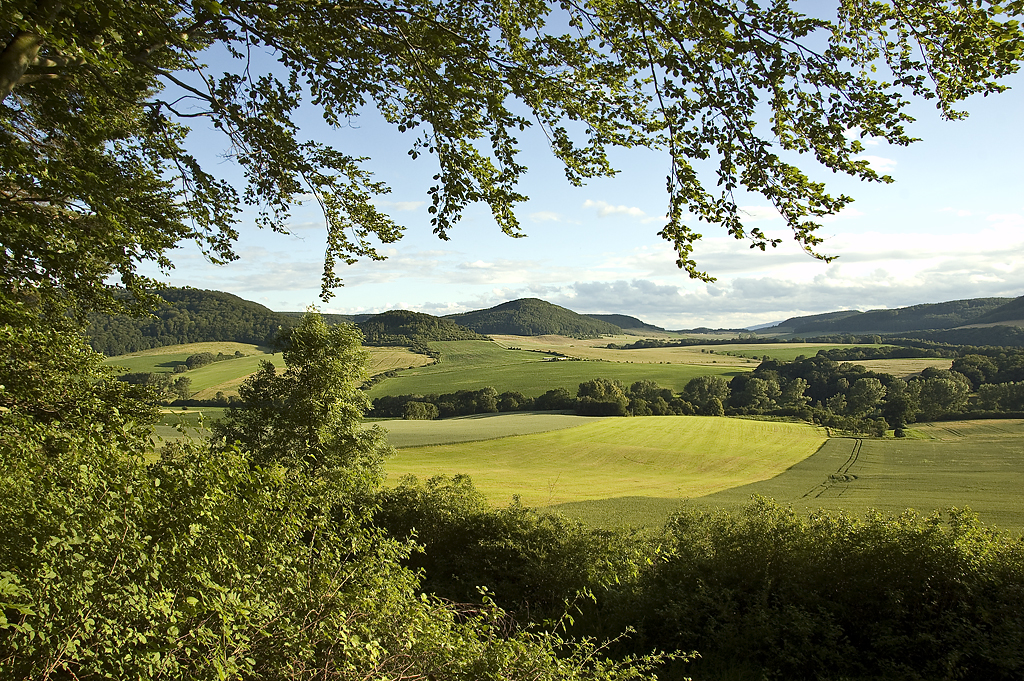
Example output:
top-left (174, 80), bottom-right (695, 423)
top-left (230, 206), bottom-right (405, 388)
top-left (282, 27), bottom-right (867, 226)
top-left (372, 351), bottom-right (1024, 434)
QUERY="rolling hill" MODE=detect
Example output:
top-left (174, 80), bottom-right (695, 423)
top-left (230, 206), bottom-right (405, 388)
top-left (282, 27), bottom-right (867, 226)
top-left (88, 288), bottom-right (292, 356)
top-left (584, 313), bottom-right (664, 332)
top-left (764, 298), bottom-right (1013, 335)
top-left (357, 310), bottom-right (488, 345)
top-left (445, 298), bottom-right (622, 337)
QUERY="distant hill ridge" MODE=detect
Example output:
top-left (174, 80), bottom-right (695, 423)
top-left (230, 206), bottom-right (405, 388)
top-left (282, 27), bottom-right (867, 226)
top-left (88, 288), bottom-right (291, 356)
top-left (357, 310), bottom-right (488, 345)
top-left (767, 297), bottom-right (1013, 335)
top-left (445, 298), bottom-right (622, 337)
top-left (584, 313), bottom-right (664, 332)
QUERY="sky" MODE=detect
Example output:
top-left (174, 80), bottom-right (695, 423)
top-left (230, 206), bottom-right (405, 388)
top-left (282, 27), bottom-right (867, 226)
top-left (141, 46), bottom-right (1024, 330)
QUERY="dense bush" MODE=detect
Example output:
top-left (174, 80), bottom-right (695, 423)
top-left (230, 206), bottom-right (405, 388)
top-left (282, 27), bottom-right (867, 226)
top-left (377, 475), bottom-right (1024, 681)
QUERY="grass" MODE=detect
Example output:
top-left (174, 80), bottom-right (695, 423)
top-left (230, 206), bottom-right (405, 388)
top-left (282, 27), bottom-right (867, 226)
top-left (375, 412), bottom-right (601, 448)
top-left (710, 343), bottom-right (892, 361)
top-left (386, 415), bottom-right (827, 511)
top-left (105, 342), bottom-right (433, 399)
top-left (367, 340), bottom-right (747, 398)
top-left (688, 419), bottom-right (1024, 531)
top-left (851, 357), bottom-right (952, 377)
top-left (103, 342), bottom-right (269, 373)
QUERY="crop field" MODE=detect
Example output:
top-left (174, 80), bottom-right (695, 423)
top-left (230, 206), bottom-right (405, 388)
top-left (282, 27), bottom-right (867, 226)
top-left (386, 415), bottom-right (827, 512)
top-left (684, 419), bottom-right (1024, 531)
top-left (852, 357), bottom-right (952, 377)
top-left (378, 412), bottom-right (601, 448)
top-left (103, 342), bottom-right (269, 373)
top-left (491, 336), bottom-right (903, 365)
top-left (709, 343), bottom-right (891, 362)
top-left (105, 342), bottom-right (431, 398)
top-left (367, 340), bottom-right (746, 398)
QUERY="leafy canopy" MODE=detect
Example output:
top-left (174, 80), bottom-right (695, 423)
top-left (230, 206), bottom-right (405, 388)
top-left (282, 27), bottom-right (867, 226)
top-left (2, 0), bottom-right (1022, 314)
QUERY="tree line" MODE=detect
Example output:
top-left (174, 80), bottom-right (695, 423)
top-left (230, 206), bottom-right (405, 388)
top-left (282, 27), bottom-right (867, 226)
top-left (372, 348), bottom-right (1024, 434)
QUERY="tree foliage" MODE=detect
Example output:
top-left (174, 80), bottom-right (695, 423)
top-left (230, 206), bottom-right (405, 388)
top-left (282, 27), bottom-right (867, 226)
top-left (4, 0), bottom-right (1023, 316)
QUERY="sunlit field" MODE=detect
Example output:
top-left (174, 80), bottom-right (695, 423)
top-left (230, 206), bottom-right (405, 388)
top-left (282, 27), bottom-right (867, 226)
top-left (386, 415), bottom-right (827, 509)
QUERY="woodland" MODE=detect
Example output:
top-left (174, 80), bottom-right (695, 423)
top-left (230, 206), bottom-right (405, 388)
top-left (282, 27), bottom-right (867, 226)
top-left (4, 1), bottom-right (1024, 679)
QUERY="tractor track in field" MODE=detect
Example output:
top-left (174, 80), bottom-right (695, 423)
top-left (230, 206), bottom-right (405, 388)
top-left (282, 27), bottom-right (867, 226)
top-left (803, 438), bottom-right (862, 499)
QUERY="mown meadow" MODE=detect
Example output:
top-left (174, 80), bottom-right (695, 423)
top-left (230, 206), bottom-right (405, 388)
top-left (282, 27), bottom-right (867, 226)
top-left (366, 339), bottom-right (746, 398)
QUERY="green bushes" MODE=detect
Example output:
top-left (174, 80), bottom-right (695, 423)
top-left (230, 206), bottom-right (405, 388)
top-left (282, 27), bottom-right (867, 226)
top-left (376, 475), bottom-right (1024, 681)
top-left (613, 499), bottom-right (1024, 680)
top-left (1, 318), bottom-right (665, 681)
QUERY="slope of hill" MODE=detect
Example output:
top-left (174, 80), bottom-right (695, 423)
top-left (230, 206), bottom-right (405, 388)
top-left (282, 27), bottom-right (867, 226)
top-left (278, 311), bottom-right (372, 324)
top-left (962, 295), bottom-right (1024, 326)
top-left (88, 288), bottom-right (292, 356)
top-left (357, 310), bottom-right (488, 345)
top-left (446, 298), bottom-right (622, 337)
top-left (766, 298), bottom-right (1011, 335)
top-left (768, 310), bottom-right (863, 333)
top-left (584, 313), bottom-right (664, 332)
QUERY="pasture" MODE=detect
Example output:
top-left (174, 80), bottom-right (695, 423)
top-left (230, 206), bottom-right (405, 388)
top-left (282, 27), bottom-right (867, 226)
top-left (689, 419), bottom-right (1024, 530)
top-left (386, 415), bottom-right (827, 512)
top-left (105, 342), bottom-right (432, 398)
top-left (366, 340), bottom-right (746, 398)
top-left (378, 412), bottom-right (600, 448)
top-left (850, 357), bottom-right (952, 377)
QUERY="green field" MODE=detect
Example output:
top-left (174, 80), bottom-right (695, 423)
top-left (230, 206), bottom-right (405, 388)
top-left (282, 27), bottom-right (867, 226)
top-left (386, 415), bottom-right (827, 512)
top-left (711, 343), bottom-right (891, 361)
top-left (367, 340), bottom-right (745, 398)
top-left (687, 419), bottom-right (1024, 530)
top-left (103, 342), bottom-right (270, 373)
top-left (377, 412), bottom-right (603, 448)
top-left (105, 342), bottom-right (430, 399)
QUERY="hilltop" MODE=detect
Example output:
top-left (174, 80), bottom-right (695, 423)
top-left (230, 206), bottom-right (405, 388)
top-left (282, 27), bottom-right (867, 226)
top-left (963, 295), bottom-right (1024, 326)
top-left (584, 313), bottom-right (664, 332)
top-left (358, 310), bottom-right (488, 345)
top-left (87, 288), bottom-right (292, 356)
top-left (765, 298), bottom-right (1012, 336)
top-left (445, 298), bottom-right (622, 337)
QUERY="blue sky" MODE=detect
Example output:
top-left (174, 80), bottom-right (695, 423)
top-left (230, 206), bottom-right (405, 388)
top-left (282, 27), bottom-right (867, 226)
top-left (143, 62), bottom-right (1024, 329)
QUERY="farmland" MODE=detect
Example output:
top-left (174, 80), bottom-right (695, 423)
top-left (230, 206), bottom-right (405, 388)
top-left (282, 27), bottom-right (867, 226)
top-left (690, 419), bottom-right (1024, 529)
top-left (492, 335), bottom-right (899, 364)
top-left (366, 339), bottom-right (748, 398)
top-left (104, 341), bottom-right (433, 398)
top-left (384, 415), bottom-right (1024, 531)
top-left (385, 415), bottom-right (827, 510)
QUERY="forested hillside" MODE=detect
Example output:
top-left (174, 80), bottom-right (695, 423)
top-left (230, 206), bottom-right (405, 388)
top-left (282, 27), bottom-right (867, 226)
top-left (768, 298), bottom-right (1011, 335)
top-left (446, 298), bottom-right (622, 337)
top-left (584, 313), bottom-right (664, 332)
top-left (358, 310), bottom-right (488, 345)
top-left (966, 295), bottom-right (1024, 325)
top-left (87, 289), bottom-right (292, 356)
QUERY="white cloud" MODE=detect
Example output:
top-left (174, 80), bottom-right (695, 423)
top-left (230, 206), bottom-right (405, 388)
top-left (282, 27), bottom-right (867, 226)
top-left (529, 211), bottom-right (564, 222)
top-left (987, 213), bottom-right (1024, 229)
top-left (819, 206), bottom-right (865, 223)
top-left (583, 199), bottom-right (648, 218)
top-left (373, 199), bottom-right (425, 211)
